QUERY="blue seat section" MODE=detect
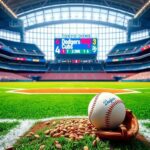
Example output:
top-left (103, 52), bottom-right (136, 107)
top-left (107, 38), bottom-right (150, 57)
top-left (0, 61), bottom-right (47, 72)
top-left (105, 62), bottom-right (150, 72)
top-left (0, 38), bottom-right (44, 56)
top-left (105, 38), bottom-right (150, 72)
top-left (0, 38), bottom-right (47, 72)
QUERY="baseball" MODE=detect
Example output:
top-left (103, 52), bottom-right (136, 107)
top-left (88, 92), bottom-right (126, 129)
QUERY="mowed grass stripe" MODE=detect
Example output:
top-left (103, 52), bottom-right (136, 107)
top-left (0, 82), bottom-right (149, 119)
top-left (0, 82), bottom-right (150, 89)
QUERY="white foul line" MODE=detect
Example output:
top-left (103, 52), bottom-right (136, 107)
top-left (0, 120), bottom-right (36, 150)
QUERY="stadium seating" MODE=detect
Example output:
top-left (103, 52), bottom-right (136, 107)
top-left (0, 38), bottom-right (44, 56)
top-left (0, 71), bottom-right (30, 81)
top-left (18, 72), bottom-right (135, 81)
top-left (105, 38), bottom-right (150, 72)
top-left (105, 61), bottom-right (150, 72)
top-left (49, 63), bottom-right (104, 72)
top-left (0, 37), bottom-right (149, 74)
top-left (0, 61), bottom-right (48, 72)
top-left (108, 38), bottom-right (150, 56)
top-left (122, 71), bottom-right (150, 81)
top-left (0, 38), bottom-right (47, 72)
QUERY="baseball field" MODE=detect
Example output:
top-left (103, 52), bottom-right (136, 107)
top-left (0, 82), bottom-right (150, 149)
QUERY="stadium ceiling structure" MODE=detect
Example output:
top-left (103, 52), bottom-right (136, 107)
top-left (3, 0), bottom-right (148, 14)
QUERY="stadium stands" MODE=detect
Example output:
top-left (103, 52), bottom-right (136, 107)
top-left (0, 61), bottom-right (48, 72)
top-left (105, 62), bottom-right (150, 72)
top-left (0, 71), bottom-right (30, 81)
top-left (123, 71), bottom-right (150, 81)
top-left (105, 38), bottom-right (150, 72)
top-left (0, 36), bottom-right (149, 77)
top-left (49, 63), bottom-right (104, 72)
top-left (108, 38), bottom-right (150, 56)
top-left (0, 38), bottom-right (44, 56)
top-left (0, 38), bottom-right (48, 72)
top-left (19, 72), bottom-right (135, 81)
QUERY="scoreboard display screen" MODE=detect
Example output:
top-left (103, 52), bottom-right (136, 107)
top-left (54, 38), bottom-right (97, 55)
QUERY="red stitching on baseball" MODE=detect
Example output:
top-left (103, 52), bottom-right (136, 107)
top-left (89, 94), bottom-right (100, 124)
top-left (104, 100), bottom-right (123, 128)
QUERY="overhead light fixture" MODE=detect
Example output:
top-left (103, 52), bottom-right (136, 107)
top-left (134, 0), bottom-right (150, 18)
top-left (0, 0), bottom-right (17, 18)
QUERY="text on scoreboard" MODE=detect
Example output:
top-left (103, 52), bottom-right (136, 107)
top-left (54, 38), bottom-right (97, 54)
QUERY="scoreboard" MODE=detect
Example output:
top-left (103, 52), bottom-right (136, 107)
top-left (54, 38), bottom-right (97, 55)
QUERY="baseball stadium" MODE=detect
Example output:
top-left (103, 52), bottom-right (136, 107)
top-left (0, 0), bottom-right (150, 149)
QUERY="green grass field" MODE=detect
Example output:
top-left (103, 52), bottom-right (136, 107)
top-left (0, 82), bottom-right (150, 149)
top-left (144, 123), bottom-right (150, 129)
top-left (0, 122), bottom-right (19, 136)
top-left (0, 82), bottom-right (150, 119)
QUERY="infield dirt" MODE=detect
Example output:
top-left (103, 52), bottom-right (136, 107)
top-left (11, 88), bottom-right (134, 94)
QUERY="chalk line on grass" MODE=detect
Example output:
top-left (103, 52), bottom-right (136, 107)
top-left (116, 89), bottom-right (140, 94)
top-left (0, 117), bottom-right (150, 150)
top-left (0, 119), bottom-right (19, 123)
top-left (139, 120), bottom-right (150, 142)
top-left (0, 120), bottom-right (36, 150)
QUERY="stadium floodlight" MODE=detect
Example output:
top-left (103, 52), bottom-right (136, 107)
top-left (0, 0), bottom-right (17, 18)
top-left (134, 0), bottom-right (150, 18)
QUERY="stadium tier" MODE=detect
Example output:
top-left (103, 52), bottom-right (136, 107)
top-left (0, 38), bottom-right (47, 72)
top-left (0, 71), bottom-right (31, 81)
top-left (0, 38), bottom-right (44, 55)
top-left (18, 72), bottom-right (135, 81)
top-left (122, 71), bottom-right (150, 81)
top-left (0, 36), bottom-right (150, 74)
top-left (49, 63), bottom-right (104, 72)
top-left (105, 38), bottom-right (150, 72)
top-left (107, 38), bottom-right (150, 56)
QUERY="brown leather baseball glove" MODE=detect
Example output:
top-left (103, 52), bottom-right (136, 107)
top-left (96, 109), bottom-right (139, 140)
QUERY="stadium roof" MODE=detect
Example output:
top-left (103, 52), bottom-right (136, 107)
top-left (3, 0), bottom-right (148, 14)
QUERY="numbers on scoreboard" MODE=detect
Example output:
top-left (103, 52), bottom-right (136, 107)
top-left (93, 38), bottom-right (97, 45)
top-left (55, 46), bottom-right (60, 54)
top-left (92, 46), bottom-right (97, 53)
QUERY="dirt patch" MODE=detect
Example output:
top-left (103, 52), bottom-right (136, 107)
top-left (26, 118), bottom-right (96, 141)
top-left (12, 88), bottom-right (134, 94)
top-left (25, 118), bottom-right (150, 145)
